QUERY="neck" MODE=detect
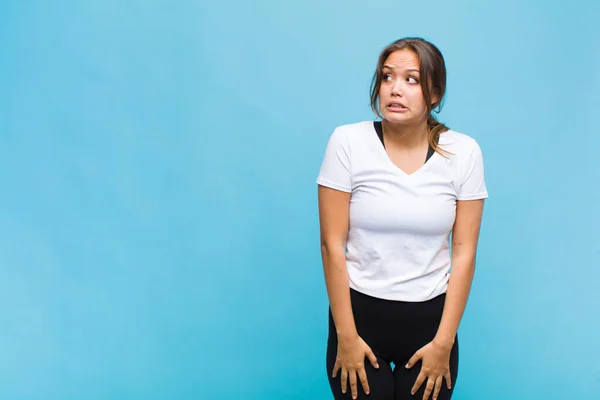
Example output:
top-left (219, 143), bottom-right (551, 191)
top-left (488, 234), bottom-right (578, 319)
top-left (381, 119), bottom-right (429, 149)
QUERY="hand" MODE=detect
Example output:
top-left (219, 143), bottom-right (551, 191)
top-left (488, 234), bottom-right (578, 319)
top-left (405, 340), bottom-right (452, 400)
top-left (332, 335), bottom-right (380, 399)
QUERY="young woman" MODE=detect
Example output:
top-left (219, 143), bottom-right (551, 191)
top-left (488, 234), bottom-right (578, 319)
top-left (316, 37), bottom-right (488, 400)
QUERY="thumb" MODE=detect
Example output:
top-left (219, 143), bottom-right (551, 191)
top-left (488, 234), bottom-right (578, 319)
top-left (405, 351), bottom-right (421, 369)
top-left (366, 348), bottom-right (379, 369)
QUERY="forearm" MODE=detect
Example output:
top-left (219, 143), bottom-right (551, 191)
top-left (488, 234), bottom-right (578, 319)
top-left (321, 245), bottom-right (357, 340)
top-left (433, 255), bottom-right (476, 348)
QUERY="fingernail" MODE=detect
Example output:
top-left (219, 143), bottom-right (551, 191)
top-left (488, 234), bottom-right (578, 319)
top-left (405, 364), bottom-right (409, 368)
top-left (376, 363), bottom-right (380, 368)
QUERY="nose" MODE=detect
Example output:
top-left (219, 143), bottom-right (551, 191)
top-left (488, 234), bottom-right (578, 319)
top-left (391, 80), bottom-right (404, 97)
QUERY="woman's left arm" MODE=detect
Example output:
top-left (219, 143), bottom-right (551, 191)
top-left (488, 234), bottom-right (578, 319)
top-left (405, 198), bottom-right (485, 400)
top-left (433, 198), bottom-right (485, 348)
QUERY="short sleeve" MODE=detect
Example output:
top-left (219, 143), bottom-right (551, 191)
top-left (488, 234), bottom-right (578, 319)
top-left (316, 128), bottom-right (352, 193)
top-left (457, 139), bottom-right (488, 200)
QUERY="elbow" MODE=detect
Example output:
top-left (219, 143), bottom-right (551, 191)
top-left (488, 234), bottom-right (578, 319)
top-left (320, 239), bottom-right (345, 258)
top-left (451, 255), bottom-right (477, 272)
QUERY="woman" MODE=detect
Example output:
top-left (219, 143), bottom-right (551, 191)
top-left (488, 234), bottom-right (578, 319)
top-left (316, 37), bottom-right (488, 400)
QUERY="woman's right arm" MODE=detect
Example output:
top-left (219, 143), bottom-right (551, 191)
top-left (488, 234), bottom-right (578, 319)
top-left (318, 185), bottom-right (379, 399)
top-left (318, 184), bottom-right (357, 341)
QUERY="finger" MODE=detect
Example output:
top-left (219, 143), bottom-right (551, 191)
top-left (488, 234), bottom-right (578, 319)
top-left (405, 351), bottom-right (421, 369)
top-left (422, 377), bottom-right (435, 400)
top-left (332, 361), bottom-right (340, 378)
top-left (445, 371), bottom-right (452, 390)
top-left (432, 376), bottom-right (443, 400)
top-left (411, 372), bottom-right (426, 395)
top-left (341, 368), bottom-right (348, 394)
top-left (349, 370), bottom-right (358, 399)
top-left (366, 349), bottom-right (380, 369)
top-left (358, 368), bottom-right (370, 395)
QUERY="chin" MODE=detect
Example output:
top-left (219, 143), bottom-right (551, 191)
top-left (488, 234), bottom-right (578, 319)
top-left (381, 111), bottom-right (412, 124)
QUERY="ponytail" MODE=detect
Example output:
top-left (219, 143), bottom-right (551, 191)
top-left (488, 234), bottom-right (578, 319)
top-left (427, 114), bottom-right (451, 158)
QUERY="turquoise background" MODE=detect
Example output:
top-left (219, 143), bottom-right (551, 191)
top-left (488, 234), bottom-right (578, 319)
top-left (1, 1), bottom-right (599, 399)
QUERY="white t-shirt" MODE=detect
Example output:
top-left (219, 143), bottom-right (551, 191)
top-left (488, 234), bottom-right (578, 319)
top-left (316, 121), bottom-right (488, 301)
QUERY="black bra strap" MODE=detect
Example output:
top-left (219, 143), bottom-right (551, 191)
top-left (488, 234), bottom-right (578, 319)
top-left (374, 120), bottom-right (385, 146)
top-left (426, 142), bottom-right (435, 161)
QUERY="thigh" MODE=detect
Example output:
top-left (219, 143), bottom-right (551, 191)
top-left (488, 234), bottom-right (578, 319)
top-left (392, 336), bottom-right (459, 400)
top-left (326, 309), bottom-right (395, 400)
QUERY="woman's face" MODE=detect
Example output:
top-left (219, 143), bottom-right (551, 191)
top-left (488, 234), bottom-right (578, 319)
top-left (378, 49), bottom-right (433, 125)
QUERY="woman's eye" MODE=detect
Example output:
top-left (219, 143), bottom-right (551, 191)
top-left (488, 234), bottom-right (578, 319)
top-left (407, 76), bottom-right (419, 84)
top-left (383, 74), bottom-right (392, 81)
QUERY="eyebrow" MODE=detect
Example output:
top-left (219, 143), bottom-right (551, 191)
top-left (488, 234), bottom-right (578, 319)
top-left (382, 65), bottom-right (420, 73)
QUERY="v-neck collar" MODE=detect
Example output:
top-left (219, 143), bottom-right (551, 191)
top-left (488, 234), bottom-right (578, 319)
top-left (372, 121), bottom-right (438, 177)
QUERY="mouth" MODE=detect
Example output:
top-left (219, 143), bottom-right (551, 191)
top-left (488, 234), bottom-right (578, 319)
top-left (387, 102), bottom-right (408, 112)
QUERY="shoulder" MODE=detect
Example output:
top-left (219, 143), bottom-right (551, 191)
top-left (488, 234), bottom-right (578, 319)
top-left (322, 121), bottom-right (374, 155)
top-left (331, 121), bottom-right (374, 140)
top-left (439, 129), bottom-right (484, 157)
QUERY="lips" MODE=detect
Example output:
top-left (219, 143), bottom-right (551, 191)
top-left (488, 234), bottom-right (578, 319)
top-left (387, 102), bottom-right (408, 111)
top-left (388, 101), bottom-right (408, 108)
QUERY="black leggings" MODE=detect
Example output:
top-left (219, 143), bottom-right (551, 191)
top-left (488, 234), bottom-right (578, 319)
top-left (326, 289), bottom-right (459, 399)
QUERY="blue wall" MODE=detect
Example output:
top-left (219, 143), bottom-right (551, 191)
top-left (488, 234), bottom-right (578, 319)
top-left (1, 1), bottom-right (598, 399)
